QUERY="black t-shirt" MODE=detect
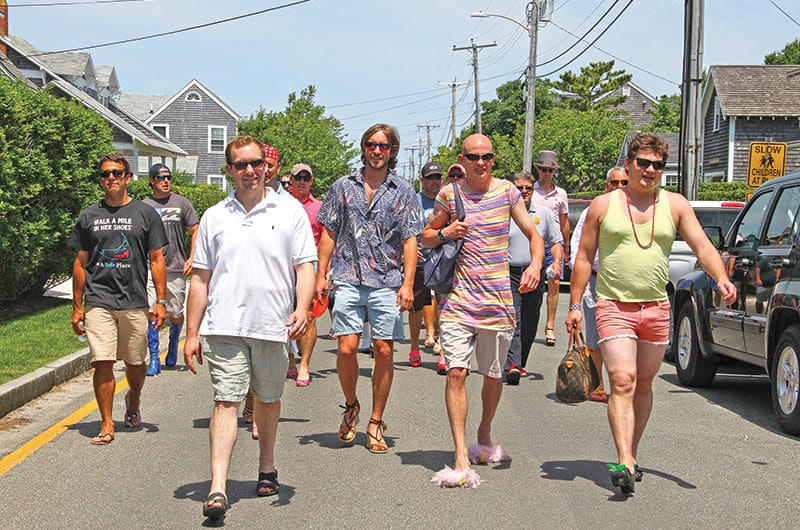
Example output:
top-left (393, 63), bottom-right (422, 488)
top-left (69, 199), bottom-right (168, 310)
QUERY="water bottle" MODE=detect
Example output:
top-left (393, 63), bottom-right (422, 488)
top-left (77, 320), bottom-right (88, 342)
top-left (582, 287), bottom-right (596, 308)
top-left (545, 265), bottom-right (556, 280)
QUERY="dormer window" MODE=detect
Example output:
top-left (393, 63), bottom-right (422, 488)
top-left (713, 98), bottom-right (722, 131)
top-left (185, 91), bottom-right (202, 102)
top-left (622, 85), bottom-right (630, 97)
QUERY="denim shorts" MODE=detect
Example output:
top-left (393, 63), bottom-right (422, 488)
top-left (440, 321), bottom-right (512, 378)
top-left (331, 283), bottom-right (404, 340)
top-left (201, 335), bottom-right (288, 403)
top-left (595, 298), bottom-right (671, 346)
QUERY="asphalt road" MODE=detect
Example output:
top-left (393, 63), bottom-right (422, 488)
top-left (1, 290), bottom-right (799, 529)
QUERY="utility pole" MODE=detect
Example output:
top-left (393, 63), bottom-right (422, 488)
top-left (679, 0), bottom-right (704, 200)
top-left (453, 40), bottom-right (496, 134)
top-left (405, 145), bottom-right (419, 190)
top-left (438, 80), bottom-right (468, 149)
top-left (417, 123), bottom-right (440, 161)
top-left (522, 1), bottom-right (540, 173)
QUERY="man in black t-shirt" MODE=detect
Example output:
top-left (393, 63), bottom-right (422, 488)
top-left (70, 154), bottom-right (168, 446)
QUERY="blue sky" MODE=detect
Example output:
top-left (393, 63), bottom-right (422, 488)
top-left (6, 0), bottom-right (799, 162)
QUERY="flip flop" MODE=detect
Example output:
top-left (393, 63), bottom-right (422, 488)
top-left (90, 432), bottom-right (114, 445)
top-left (591, 389), bottom-right (609, 403)
top-left (124, 392), bottom-right (141, 428)
top-left (203, 491), bottom-right (228, 520)
top-left (545, 327), bottom-right (556, 347)
top-left (295, 375), bottom-right (312, 387)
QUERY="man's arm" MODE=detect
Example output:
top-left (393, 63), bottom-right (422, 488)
top-left (71, 251), bottom-right (89, 336)
top-left (510, 199), bottom-right (544, 293)
top-left (397, 236), bottom-right (418, 311)
top-left (184, 267), bottom-right (211, 374)
top-left (315, 228), bottom-right (336, 300)
top-left (559, 211), bottom-right (570, 262)
top-left (149, 248), bottom-right (167, 330)
top-left (672, 192), bottom-right (738, 306)
top-left (287, 262), bottom-right (314, 340)
top-left (421, 202), bottom-right (468, 248)
top-left (183, 223), bottom-right (199, 276)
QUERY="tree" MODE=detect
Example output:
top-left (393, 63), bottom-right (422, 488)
top-left (0, 77), bottom-right (114, 302)
top-left (238, 86), bottom-right (358, 195)
top-left (765, 39), bottom-right (800, 65)
top-left (647, 93), bottom-right (682, 132)
top-left (533, 107), bottom-right (630, 192)
top-left (551, 60), bottom-right (632, 112)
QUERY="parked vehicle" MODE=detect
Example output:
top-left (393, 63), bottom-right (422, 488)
top-left (663, 201), bottom-right (744, 360)
top-left (563, 198), bottom-right (592, 282)
top-left (671, 172), bottom-right (800, 435)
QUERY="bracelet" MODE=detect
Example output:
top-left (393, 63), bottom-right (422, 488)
top-left (569, 303), bottom-right (581, 311)
top-left (156, 299), bottom-right (167, 306)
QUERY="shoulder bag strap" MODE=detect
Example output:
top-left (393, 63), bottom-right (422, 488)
top-left (452, 182), bottom-right (466, 222)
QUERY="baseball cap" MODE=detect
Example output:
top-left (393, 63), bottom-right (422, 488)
top-left (421, 161), bottom-right (442, 178)
top-left (148, 163), bottom-right (170, 179)
top-left (291, 163), bottom-right (313, 177)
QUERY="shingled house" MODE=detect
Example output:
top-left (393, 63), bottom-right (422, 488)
top-left (700, 65), bottom-right (800, 183)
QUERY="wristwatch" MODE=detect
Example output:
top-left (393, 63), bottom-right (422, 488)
top-left (156, 299), bottom-right (167, 306)
top-left (437, 229), bottom-right (448, 242)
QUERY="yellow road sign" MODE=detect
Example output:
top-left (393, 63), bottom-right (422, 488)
top-left (748, 142), bottom-right (787, 188)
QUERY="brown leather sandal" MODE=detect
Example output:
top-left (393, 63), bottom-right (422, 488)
top-left (366, 417), bottom-right (388, 454)
top-left (338, 399), bottom-right (360, 443)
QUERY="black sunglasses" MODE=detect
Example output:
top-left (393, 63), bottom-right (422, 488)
top-left (293, 174), bottom-right (312, 182)
top-left (516, 185), bottom-right (533, 191)
top-left (634, 157), bottom-right (666, 171)
top-left (364, 141), bottom-right (391, 152)
top-left (609, 179), bottom-right (628, 186)
top-left (423, 174), bottom-right (442, 180)
top-left (448, 172), bottom-right (465, 179)
top-left (280, 180), bottom-right (292, 187)
top-left (232, 159), bottom-right (265, 171)
top-left (99, 169), bottom-right (125, 179)
top-left (463, 152), bottom-right (495, 162)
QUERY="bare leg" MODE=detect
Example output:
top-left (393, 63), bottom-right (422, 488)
top-left (589, 347), bottom-right (605, 393)
top-left (254, 399), bottom-right (281, 474)
top-left (423, 303), bottom-right (436, 344)
top-left (296, 313), bottom-right (316, 382)
top-left (337, 334), bottom-right (360, 405)
top-left (445, 367), bottom-right (470, 471)
top-left (92, 360), bottom-right (116, 435)
top-left (124, 361), bottom-right (147, 415)
top-left (208, 401), bottom-right (240, 497)
top-left (601, 338), bottom-right (639, 470)
top-left (546, 278), bottom-right (560, 336)
top-left (476, 375), bottom-right (503, 446)
top-left (367, 339), bottom-right (394, 444)
top-left (409, 311), bottom-right (423, 352)
top-left (631, 342), bottom-right (666, 460)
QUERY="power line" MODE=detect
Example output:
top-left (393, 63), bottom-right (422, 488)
top-left (27, 0), bottom-right (312, 56)
top-left (769, 0), bottom-right (800, 28)
top-left (7, 0), bottom-right (149, 6)
top-left (537, 0), bottom-right (622, 67)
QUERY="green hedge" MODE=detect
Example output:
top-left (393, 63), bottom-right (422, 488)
top-left (573, 181), bottom-right (751, 201)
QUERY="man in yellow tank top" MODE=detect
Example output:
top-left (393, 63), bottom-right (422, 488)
top-left (566, 132), bottom-right (737, 495)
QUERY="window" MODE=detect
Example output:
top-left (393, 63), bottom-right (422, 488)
top-left (734, 191), bottom-right (773, 248)
top-left (208, 126), bottom-right (226, 153)
top-left (208, 175), bottom-right (226, 191)
top-left (764, 186), bottom-right (800, 246)
top-left (664, 173), bottom-right (679, 187)
top-left (622, 85), bottom-right (630, 97)
top-left (713, 99), bottom-right (722, 131)
top-left (152, 124), bottom-right (169, 139)
top-left (98, 94), bottom-right (109, 107)
top-left (185, 91), bottom-right (202, 102)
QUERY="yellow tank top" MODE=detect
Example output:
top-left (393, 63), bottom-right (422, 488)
top-left (596, 188), bottom-right (675, 302)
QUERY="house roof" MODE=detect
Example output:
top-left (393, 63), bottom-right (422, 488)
top-left (116, 92), bottom-right (171, 121)
top-left (594, 80), bottom-right (658, 105)
top-left (705, 65), bottom-right (800, 118)
top-left (0, 51), bottom-right (38, 89)
top-left (94, 65), bottom-right (120, 94)
top-left (142, 78), bottom-right (241, 124)
top-left (616, 132), bottom-right (680, 167)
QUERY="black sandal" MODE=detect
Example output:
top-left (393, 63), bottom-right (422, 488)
top-left (203, 491), bottom-right (228, 520)
top-left (257, 470), bottom-right (280, 497)
top-left (338, 399), bottom-right (360, 443)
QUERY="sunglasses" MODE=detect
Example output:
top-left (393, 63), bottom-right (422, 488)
top-left (232, 158), bottom-right (265, 171)
top-left (423, 174), bottom-right (442, 180)
top-left (154, 174), bottom-right (172, 181)
top-left (634, 157), bottom-right (666, 171)
top-left (536, 166), bottom-right (555, 173)
top-left (293, 174), bottom-right (312, 182)
top-left (364, 141), bottom-right (391, 152)
top-left (280, 180), bottom-right (292, 187)
top-left (609, 179), bottom-right (628, 186)
top-left (463, 152), bottom-right (495, 162)
top-left (448, 172), bottom-right (465, 180)
top-left (516, 185), bottom-right (533, 191)
top-left (99, 169), bottom-right (125, 179)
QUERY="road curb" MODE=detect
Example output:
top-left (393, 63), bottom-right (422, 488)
top-left (0, 348), bottom-right (91, 418)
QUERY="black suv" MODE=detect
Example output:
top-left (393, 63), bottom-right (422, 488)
top-left (672, 171), bottom-right (800, 435)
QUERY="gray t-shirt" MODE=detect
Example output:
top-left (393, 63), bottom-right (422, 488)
top-left (508, 202), bottom-right (563, 267)
top-left (142, 193), bottom-right (198, 274)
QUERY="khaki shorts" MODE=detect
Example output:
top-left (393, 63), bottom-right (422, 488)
top-left (440, 321), bottom-right (512, 378)
top-left (201, 335), bottom-right (288, 403)
top-left (84, 306), bottom-right (149, 365)
top-left (147, 273), bottom-right (187, 319)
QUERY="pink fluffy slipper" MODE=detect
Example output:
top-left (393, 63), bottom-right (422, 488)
top-left (430, 465), bottom-right (482, 489)
top-left (468, 443), bottom-right (510, 464)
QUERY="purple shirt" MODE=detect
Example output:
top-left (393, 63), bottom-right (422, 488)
top-left (318, 168), bottom-right (423, 289)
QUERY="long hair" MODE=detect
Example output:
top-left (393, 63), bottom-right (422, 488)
top-left (360, 123), bottom-right (400, 171)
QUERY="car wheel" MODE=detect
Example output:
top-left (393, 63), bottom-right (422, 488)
top-left (674, 302), bottom-right (717, 387)
top-left (771, 325), bottom-right (800, 435)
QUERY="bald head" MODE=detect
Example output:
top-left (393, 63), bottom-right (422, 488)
top-left (458, 134), bottom-right (495, 181)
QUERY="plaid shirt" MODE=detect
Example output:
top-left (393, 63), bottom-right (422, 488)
top-left (318, 168), bottom-right (423, 289)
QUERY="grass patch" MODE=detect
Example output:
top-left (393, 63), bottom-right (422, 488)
top-left (0, 297), bottom-right (83, 385)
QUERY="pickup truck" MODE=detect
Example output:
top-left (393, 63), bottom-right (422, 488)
top-left (672, 171), bottom-right (800, 435)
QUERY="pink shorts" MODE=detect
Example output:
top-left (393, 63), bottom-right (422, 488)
top-left (595, 299), bottom-right (671, 345)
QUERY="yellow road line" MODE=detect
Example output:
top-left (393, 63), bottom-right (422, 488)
top-left (0, 341), bottom-right (181, 476)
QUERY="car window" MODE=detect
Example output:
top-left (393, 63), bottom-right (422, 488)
top-left (764, 185), bottom-right (800, 246)
top-left (733, 191), bottom-right (773, 249)
top-left (677, 208), bottom-right (741, 242)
